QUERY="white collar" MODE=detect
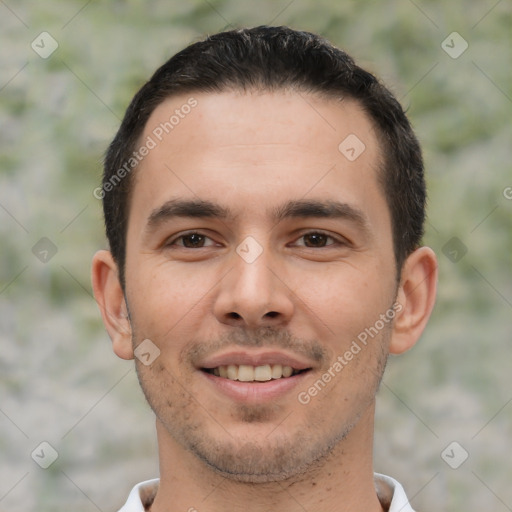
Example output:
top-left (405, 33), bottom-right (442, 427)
top-left (117, 473), bottom-right (415, 511)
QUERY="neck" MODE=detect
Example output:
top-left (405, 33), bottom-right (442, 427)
top-left (149, 403), bottom-right (384, 512)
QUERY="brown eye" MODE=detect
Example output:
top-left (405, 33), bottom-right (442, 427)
top-left (168, 232), bottom-right (216, 248)
top-left (181, 234), bottom-right (206, 248)
top-left (300, 232), bottom-right (335, 248)
top-left (303, 233), bottom-right (328, 247)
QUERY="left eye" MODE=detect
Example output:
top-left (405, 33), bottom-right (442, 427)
top-left (294, 232), bottom-right (337, 248)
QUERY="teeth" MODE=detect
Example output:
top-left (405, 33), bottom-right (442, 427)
top-left (254, 364), bottom-right (272, 381)
top-left (209, 364), bottom-right (299, 382)
top-left (227, 365), bottom-right (238, 380)
top-left (271, 364), bottom-right (282, 379)
top-left (282, 365), bottom-right (293, 377)
top-left (238, 364), bottom-right (254, 382)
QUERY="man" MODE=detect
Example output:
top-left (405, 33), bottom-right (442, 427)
top-left (92, 25), bottom-right (437, 512)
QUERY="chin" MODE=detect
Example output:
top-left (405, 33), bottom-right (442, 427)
top-left (198, 450), bottom-right (311, 484)
top-left (208, 466), bottom-right (307, 484)
top-left (186, 428), bottom-right (346, 484)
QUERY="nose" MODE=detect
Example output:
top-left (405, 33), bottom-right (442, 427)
top-left (212, 242), bottom-right (295, 329)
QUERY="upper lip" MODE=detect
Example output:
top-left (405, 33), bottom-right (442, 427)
top-left (199, 350), bottom-right (314, 371)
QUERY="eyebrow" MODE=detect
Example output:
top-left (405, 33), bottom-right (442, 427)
top-left (145, 198), bottom-right (370, 234)
top-left (146, 199), bottom-right (231, 229)
top-left (271, 199), bottom-right (369, 232)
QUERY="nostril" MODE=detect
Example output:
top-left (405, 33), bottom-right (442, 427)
top-left (265, 311), bottom-right (279, 318)
top-left (227, 312), bottom-right (242, 319)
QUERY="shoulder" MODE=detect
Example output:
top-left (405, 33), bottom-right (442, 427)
top-left (374, 473), bottom-right (416, 512)
top-left (117, 479), bottom-right (159, 512)
top-left (116, 475), bottom-right (415, 511)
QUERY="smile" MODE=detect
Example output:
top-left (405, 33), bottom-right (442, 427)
top-left (198, 350), bottom-right (315, 401)
top-left (203, 364), bottom-right (307, 382)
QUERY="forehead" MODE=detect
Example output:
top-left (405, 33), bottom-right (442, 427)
top-left (141, 90), bottom-right (378, 163)
top-left (129, 90), bottom-right (388, 234)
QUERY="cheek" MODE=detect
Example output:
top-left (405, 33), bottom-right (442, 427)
top-left (126, 260), bottom-right (214, 341)
top-left (292, 265), bottom-right (392, 341)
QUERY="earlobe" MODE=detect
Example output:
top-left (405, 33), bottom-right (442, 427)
top-left (390, 246), bottom-right (438, 355)
top-left (91, 250), bottom-right (134, 360)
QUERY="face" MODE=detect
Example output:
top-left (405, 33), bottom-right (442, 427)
top-left (123, 90), bottom-right (398, 481)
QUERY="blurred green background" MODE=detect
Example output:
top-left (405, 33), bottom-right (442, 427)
top-left (1, 1), bottom-right (511, 511)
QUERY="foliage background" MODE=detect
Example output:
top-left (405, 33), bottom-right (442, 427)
top-left (1, 1), bottom-right (511, 511)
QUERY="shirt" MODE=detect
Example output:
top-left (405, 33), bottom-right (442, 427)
top-left (117, 473), bottom-right (416, 511)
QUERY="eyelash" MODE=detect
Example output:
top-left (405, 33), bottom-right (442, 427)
top-left (166, 231), bottom-right (217, 248)
top-left (166, 230), bottom-right (345, 249)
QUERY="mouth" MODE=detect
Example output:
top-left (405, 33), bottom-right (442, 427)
top-left (202, 364), bottom-right (310, 382)
top-left (198, 350), bottom-right (315, 402)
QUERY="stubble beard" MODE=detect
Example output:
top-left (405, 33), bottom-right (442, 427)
top-left (133, 325), bottom-right (390, 483)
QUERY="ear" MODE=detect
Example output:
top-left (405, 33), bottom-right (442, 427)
top-left (91, 250), bottom-right (134, 360)
top-left (390, 246), bottom-right (438, 355)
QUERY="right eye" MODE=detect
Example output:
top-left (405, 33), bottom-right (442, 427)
top-left (166, 232), bottom-right (217, 248)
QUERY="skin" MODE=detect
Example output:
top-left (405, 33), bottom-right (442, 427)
top-left (92, 90), bottom-right (437, 512)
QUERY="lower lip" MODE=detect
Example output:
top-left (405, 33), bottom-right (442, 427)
top-left (200, 370), bottom-right (311, 403)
